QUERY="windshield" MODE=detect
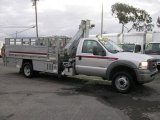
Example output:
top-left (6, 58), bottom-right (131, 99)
top-left (145, 43), bottom-right (160, 54)
top-left (99, 39), bottom-right (123, 53)
top-left (119, 44), bottom-right (135, 52)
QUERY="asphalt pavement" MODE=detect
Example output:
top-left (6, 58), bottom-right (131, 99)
top-left (0, 58), bottom-right (160, 120)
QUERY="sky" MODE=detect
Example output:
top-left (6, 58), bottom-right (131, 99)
top-left (0, 0), bottom-right (160, 41)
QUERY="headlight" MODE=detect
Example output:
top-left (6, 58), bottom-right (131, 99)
top-left (139, 61), bottom-right (148, 69)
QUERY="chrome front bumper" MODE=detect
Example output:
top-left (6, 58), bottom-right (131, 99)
top-left (136, 68), bottom-right (158, 83)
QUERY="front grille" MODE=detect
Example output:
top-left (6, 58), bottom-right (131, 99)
top-left (148, 59), bottom-right (157, 70)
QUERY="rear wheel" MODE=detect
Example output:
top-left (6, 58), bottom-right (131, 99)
top-left (112, 71), bottom-right (135, 93)
top-left (23, 62), bottom-right (33, 78)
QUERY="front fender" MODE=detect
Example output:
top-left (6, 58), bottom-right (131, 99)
top-left (106, 60), bottom-right (138, 80)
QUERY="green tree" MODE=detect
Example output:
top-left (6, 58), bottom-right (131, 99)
top-left (111, 3), bottom-right (154, 33)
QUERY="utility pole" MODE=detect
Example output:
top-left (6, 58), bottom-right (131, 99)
top-left (101, 2), bottom-right (103, 37)
top-left (32, 0), bottom-right (39, 38)
top-left (16, 31), bottom-right (18, 38)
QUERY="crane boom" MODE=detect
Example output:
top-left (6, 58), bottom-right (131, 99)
top-left (65, 20), bottom-right (94, 57)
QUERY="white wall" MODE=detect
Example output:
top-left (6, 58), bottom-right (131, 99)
top-left (152, 31), bottom-right (160, 42)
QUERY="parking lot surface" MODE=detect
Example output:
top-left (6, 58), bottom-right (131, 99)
top-left (0, 58), bottom-right (160, 120)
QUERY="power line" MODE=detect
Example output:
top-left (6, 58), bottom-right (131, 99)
top-left (0, 26), bottom-right (35, 38)
top-left (0, 25), bottom-right (35, 28)
top-left (9, 26), bottom-right (35, 36)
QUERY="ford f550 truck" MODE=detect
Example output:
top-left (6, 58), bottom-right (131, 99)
top-left (3, 20), bottom-right (158, 93)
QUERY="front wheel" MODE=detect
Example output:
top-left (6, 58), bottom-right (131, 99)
top-left (23, 62), bottom-right (34, 78)
top-left (112, 72), bottom-right (135, 93)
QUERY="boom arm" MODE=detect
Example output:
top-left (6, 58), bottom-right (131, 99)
top-left (65, 20), bottom-right (94, 57)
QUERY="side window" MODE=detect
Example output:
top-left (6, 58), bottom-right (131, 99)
top-left (82, 40), bottom-right (105, 55)
top-left (82, 40), bottom-right (95, 53)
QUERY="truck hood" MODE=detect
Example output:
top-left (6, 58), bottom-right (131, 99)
top-left (113, 52), bottom-right (154, 62)
top-left (147, 54), bottom-right (160, 60)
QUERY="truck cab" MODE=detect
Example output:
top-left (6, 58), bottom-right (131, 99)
top-left (144, 31), bottom-right (160, 67)
top-left (145, 42), bottom-right (160, 66)
top-left (72, 37), bottom-right (158, 93)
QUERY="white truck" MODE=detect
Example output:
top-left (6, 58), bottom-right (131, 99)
top-left (121, 32), bottom-right (152, 53)
top-left (145, 31), bottom-right (160, 66)
top-left (121, 32), bottom-right (146, 53)
top-left (101, 32), bottom-right (152, 53)
top-left (4, 20), bottom-right (158, 93)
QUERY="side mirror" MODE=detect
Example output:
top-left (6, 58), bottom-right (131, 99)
top-left (135, 45), bottom-right (141, 53)
top-left (101, 50), bottom-right (106, 56)
top-left (93, 46), bottom-right (106, 56)
top-left (93, 46), bottom-right (98, 55)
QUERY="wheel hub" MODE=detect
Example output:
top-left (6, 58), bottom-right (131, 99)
top-left (24, 66), bottom-right (30, 76)
top-left (115, 76), bottom-right (129, 90)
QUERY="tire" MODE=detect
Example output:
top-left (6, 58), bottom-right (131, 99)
top-left (22, 62), bottom-right (34, 78)
top-left (112, 71), bottom-right (135, 93)
top-left (137, 83), bottom-right (144, 86)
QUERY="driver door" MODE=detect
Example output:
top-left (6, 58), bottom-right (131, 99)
top-left (76, 40), bottom-right (107, 77)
